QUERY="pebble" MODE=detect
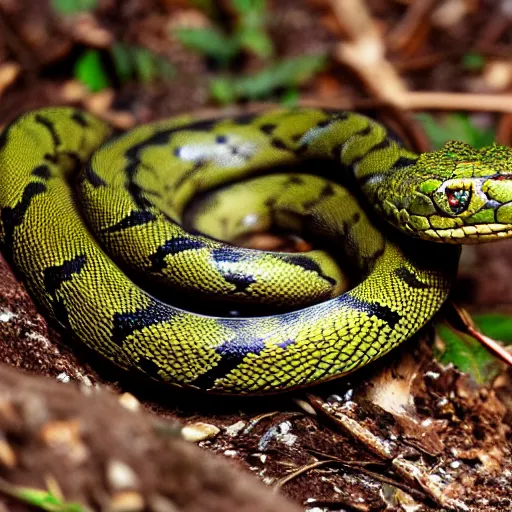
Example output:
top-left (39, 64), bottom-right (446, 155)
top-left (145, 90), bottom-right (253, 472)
top-left (181, 422), bottom-right (220, 442)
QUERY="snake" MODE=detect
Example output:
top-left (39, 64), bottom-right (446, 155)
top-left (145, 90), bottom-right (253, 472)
top-left (1, 107), bottom-right (511, 394)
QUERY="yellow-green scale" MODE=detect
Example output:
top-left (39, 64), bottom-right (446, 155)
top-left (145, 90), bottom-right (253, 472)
top-left (2, 107), bottom-right (511, 393)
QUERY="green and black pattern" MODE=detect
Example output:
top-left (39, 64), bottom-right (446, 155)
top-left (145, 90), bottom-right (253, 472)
top-left (0, 107), bottom-right (511, 393)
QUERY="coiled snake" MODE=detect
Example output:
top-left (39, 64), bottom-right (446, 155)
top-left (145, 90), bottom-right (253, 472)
top-left (1, 107), bottom-right (511, 393)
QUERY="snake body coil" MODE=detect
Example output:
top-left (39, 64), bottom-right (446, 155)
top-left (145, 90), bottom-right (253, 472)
top-left (1, 107), bottom-right (511, 393)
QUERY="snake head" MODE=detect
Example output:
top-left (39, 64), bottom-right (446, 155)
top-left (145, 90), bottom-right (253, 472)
top-left (394, 141), bottom-right (512, 243)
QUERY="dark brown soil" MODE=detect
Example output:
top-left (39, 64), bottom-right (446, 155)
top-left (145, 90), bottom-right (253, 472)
top-left (0, 363), bottom-right (301, 512)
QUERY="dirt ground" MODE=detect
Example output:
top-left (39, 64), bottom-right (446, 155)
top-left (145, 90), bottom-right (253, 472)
top-left (0, 1), bottom-right (512, 511)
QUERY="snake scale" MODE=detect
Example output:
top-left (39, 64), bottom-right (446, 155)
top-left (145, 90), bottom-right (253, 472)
top-left (1, 107), bottom-right (511, 394)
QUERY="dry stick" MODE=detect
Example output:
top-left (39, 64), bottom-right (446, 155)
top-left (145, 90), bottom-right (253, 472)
top-left (299, 92), bottom-right (512, 114)
top-left (328, 0), bottom-right (409, 105)
top-left (307, 451), bottom-right (430, 503)
top-left (328, 1), bottom-right (512, 113)
top-left (0, 63), bottom-right (20, 99)
top-left (243, 411), bottom-right (279, 433)
top-left (387, 0), bottom-right (439, 54)
top-left (467, 328), bottom-right (512, 368)
top-left (393, 51), bottom-right (459, 71)
top-left (475, 3), bottom-right (512, 51)
top-left (273, 460), bottom-right (330, 490)
top-left (497, 113), bottom-right (512, 145)
top-left (403, 91), bottom-right (512, 113)
top-left (0, 12), bottom-right (38, 73)
top-left (448, 302), bottom-right (512, 368)
top-left (274, 457), bottom-right (431, 505)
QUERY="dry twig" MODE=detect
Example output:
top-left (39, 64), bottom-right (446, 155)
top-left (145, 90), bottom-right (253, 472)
top-left (403, 91), bottom-right (512, 113)
top-left (329, 0), bottom-right (409, 105)
top-left (329, 0), bottom-right (512, 114)
top-left (387, 0), bottom-right (438, 55)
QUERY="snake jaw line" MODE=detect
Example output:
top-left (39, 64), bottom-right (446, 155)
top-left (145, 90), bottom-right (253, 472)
top-left (422, 225), bottom-right (512, 243)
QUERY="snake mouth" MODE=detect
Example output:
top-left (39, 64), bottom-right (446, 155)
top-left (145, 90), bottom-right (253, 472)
top-left (421, 224), bottom-right (512, 243)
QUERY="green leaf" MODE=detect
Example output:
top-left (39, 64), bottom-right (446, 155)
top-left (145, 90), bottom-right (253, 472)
top-left (435, 323), bottom-right (502, 385)
top-left (237, 27), bottom-right (273, 58)
top-left (174, 27), bottom-right (239, 66)
top-left (473, 313), bottom-right (512, 344)
top-left (132, 47), bottom-right (157, 83)
top-left (110, 44), bottom-right (175, 84)
top-left (52, 0), bottom-right (97, 14)
top-left (190, 0), bottom-right (219, 17)
top-left (0, 478), bottom-right (88, 512)
top-left (435, 314), bottom-right (512, 385)
top-left (209, 78), bottom-right (235, 104)
top-left (462, 52), bottom-right (485, 71)
top-left (416, 112), bottom-right (496, 150)
top-left (110, 43), bottom-right (133, 84)
top-left (415, 113), bottom-right (443, 149)
top-left (231, 0), bottom-right (266, 15)
top-left (155, 56), bottom-right (176, 81)
top-left (210, 54), bottom-right (327, 104)
top-left (280, 88), bottom-right (299, 107)
top-left (74, 50), bottom-right (109, 92)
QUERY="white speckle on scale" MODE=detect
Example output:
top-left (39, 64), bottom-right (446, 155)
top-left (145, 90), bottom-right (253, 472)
top-left (177, 137), bottom-right (257, 168)
top-left (242, 213), bottom-right (259, 227)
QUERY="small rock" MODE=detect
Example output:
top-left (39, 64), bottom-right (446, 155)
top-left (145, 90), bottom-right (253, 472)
top-left (224, 420), bottom-right (246, 437)
top-left (0, 63), bottom-right (20, 97)
top-left (0, 439), bottom-right (16, 468)
top-left (60, 80), bottom-right (88, 102)
top-left (484, 60), bottom-right (512, 91)
top-left (182, 422), bottom-right (220, 442)
top-left (39, 419), bottom-right (88, 464)
top-left (71, 13), bottom-right (113, 48)
top-left (118, 393), bottom-right (141, 412)
top-left (294, 398), bottom-right (316, 415)
top-left (0, 309), bottom-right (16, 323)
top-left (56, 372), bottom-right (70, 383)
top-left (109, 491), bottom-right (145, 512)
top-left (107, 459), bottom-right (139, 490)
top-left (148, 494), bottom-right (180, 512)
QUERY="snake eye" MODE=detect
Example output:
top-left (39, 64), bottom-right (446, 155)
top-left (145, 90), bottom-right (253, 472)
top-left (446, 188), bottom-right (471, 214)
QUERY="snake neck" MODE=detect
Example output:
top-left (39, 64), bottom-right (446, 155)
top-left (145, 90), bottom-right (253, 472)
top-left (331, 128), bottom-right (422, 235)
